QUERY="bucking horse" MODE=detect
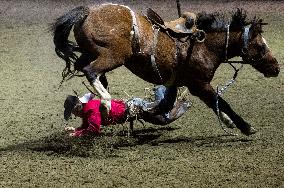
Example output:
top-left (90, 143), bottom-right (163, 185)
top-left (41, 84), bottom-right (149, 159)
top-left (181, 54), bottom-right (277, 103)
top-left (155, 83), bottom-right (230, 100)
top-left (51, 3), bottom-right (280, 136)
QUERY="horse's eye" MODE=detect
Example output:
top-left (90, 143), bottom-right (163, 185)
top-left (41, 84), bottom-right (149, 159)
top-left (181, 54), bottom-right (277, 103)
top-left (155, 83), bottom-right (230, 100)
top-left (256, 44), bottom-right (267, 55)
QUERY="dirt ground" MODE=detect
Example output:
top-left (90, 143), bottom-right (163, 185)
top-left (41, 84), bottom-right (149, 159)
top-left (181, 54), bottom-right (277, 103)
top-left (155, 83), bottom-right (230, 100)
top-left (0, 0), bottom-right (283, 187)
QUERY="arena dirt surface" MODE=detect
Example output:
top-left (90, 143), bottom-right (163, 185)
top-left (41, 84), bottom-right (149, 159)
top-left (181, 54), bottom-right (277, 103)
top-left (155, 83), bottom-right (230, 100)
top-left (0, 0), bottom-right (283, 187)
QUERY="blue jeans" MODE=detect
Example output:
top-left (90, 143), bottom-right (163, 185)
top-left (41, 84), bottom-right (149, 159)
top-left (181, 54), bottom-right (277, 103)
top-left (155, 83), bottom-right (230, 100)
top-left (154, 85), bottom-right (177, 119)
top-left (127, 85), bottom-right (177, 119)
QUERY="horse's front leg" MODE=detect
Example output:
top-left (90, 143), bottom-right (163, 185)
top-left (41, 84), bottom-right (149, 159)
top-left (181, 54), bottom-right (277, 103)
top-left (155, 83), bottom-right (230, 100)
top-left (188, 83), bottom-right (257, 136)
top-left (217, 97), bottom-right (257, 135)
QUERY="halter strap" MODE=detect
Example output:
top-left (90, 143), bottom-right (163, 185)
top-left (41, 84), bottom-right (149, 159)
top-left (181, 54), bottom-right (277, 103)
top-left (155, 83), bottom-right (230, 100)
top-left (241, 24), bottom-right (268, 64)
top-left (242, 24), bottom-right (251, 55)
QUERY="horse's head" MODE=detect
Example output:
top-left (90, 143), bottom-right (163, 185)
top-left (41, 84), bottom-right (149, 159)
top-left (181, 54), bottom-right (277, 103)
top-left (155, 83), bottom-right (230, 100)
top-left (197, 9), bottom-right (280, 77)
top-left (240, 20), bottom-right (280, 77)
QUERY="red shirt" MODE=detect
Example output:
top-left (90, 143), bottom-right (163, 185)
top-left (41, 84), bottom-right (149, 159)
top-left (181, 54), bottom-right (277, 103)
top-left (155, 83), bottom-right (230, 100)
top-left (73, 99), bottom-right (127, 137)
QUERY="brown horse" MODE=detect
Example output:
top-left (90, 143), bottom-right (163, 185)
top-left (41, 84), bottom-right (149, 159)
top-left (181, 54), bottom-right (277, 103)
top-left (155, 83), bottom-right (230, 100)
top-left (51, 4), bottom-right (280, 136)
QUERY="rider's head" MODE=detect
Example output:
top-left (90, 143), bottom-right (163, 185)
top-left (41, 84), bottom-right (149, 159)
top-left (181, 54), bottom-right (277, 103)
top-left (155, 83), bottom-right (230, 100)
top-left (64, 93), bottom-right (95, 120)
top-left (63, 95), bottom-right (83, 120)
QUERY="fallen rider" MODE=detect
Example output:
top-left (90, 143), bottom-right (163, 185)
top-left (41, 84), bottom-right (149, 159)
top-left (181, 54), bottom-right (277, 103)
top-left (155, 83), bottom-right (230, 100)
top-left (63, 85), bottom-right (191, 137)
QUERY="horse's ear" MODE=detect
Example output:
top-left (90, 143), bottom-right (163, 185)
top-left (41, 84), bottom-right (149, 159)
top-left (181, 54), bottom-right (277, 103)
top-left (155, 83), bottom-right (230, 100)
top-left (258, 18), bottom-right (268, 25)
top-left (251, 18), bottom-right (266, 35)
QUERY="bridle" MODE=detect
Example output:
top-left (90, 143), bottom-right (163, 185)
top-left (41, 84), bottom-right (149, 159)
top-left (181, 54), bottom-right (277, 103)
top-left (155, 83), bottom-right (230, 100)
top-left (239, 24), bottom-right (269, 65)
top-left (241, 24), bottom-right (251, 56)
top-left (225, 24), bottom-right (269, 66)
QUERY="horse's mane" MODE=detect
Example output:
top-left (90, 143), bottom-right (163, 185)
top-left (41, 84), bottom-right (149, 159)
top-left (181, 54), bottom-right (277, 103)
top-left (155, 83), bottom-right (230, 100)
top-left (196, 8), bottom-right (264, 32)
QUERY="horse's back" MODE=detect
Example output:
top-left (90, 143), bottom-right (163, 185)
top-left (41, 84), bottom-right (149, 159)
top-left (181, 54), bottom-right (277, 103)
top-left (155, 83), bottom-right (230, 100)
top-left (74, 4), bottom-right (133, 55)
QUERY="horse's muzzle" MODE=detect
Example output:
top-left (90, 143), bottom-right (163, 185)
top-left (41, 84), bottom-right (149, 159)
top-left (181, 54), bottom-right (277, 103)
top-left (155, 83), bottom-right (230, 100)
top-left (264, 66), bottom-right (280, 77)
top-left (255, 53), bottom-right (280, 77)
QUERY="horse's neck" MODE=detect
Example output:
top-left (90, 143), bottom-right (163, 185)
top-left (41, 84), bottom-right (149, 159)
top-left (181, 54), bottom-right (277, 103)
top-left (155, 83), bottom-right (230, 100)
top-left (226, 31), bottom-right (243, 59)
top-left (205, 31), bottom-right (242, 61)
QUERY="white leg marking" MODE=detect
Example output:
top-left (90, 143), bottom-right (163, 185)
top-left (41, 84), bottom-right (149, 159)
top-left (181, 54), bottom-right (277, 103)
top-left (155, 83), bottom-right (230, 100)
top-left (92, 77), bottom-right (111, 111)
top-left (220, 112), bottom-right (235, 129)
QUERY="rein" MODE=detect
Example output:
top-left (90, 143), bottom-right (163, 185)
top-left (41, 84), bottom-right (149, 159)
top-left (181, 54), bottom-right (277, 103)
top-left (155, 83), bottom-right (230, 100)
top-left (215, 23), bottom-right (244, 136)
top-left (226, 23), bottom-right (244, 76)
top-left (215, 22), bottom-right (266, 135)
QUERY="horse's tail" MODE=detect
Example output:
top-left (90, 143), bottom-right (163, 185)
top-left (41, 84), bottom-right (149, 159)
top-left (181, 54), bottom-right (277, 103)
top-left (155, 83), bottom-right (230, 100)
top-left (50, 6), bottom-right (89, 79)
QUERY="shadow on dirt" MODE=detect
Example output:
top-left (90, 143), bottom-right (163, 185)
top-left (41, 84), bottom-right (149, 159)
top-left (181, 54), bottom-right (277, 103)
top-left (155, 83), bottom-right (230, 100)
top-left (0, 126), bottom-right (253, 158)
top-left (157, 135), bottom-right (253, 147)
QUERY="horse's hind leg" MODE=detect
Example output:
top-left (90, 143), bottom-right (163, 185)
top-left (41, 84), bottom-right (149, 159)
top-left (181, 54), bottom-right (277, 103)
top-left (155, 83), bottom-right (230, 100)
top-left (82, 49), bottom-right (127, 111)
top-left (99, 73), bottom-right (108, 89)
top-left (83, 63), bottom-right (111, 111)
top-left (75, 53), bottom-right (108, 88)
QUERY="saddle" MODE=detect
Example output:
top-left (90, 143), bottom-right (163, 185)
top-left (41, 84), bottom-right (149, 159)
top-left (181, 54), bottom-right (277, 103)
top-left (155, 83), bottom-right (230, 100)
top-left (146, 8), bottom-right (205, 42)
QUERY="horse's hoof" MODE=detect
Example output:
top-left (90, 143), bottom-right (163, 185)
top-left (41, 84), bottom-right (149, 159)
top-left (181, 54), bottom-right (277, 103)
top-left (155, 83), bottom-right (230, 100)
top-left (241, 126), bottom-right (257, 136)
